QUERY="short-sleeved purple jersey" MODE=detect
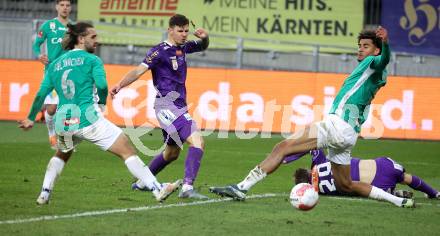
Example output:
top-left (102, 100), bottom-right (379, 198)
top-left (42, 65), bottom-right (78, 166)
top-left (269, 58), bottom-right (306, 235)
top-left (310, 150), bottom-right (405, 194)
top-left (141, 40), bottom-right (204, 109)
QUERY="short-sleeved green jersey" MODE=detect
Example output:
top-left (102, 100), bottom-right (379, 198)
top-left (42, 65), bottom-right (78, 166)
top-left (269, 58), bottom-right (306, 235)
top-left (329, 43), bottom-right (390, 133)
top-left (27, 49), bottom-right (108, 131)
top-left (32, 18), bottom-right (69, 65)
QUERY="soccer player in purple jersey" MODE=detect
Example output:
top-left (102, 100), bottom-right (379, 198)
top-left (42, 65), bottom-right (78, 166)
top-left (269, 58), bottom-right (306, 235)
top-left (110, 14), bottom-right (209, 199)
top-left (286, 150), bottom-right (439, 199)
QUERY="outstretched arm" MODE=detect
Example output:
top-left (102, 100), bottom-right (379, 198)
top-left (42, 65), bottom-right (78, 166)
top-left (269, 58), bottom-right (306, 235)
top-left (282, 151), bottom-right (310, 164)
top-left (110, 64), bottom-right (149, 99)
top-left (371, 26), bottom-right (390, 71)
top-left (19, 73), bottom-right (54, 130)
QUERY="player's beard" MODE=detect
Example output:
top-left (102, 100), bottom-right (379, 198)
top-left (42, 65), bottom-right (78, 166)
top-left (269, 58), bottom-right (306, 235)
top-left (85, 42), bottom-right (96, 53)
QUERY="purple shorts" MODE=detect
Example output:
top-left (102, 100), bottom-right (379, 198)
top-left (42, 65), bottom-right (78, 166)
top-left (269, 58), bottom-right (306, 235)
top-left (160, 113), bottom-right (198, 146)
top-left (371, 157), bottom-right (405, 193)
top-left (351, 157), bottom-right (405, 193)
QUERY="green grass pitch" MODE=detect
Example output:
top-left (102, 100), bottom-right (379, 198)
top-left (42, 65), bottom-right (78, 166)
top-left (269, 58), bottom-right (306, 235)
top-left (0, 121), bottom-right (439, 235)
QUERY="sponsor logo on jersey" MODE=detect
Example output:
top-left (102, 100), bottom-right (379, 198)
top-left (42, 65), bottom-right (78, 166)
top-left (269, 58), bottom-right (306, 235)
top-left (51, 37), bottom-right (63, 44)
top-left (37, 31), bottom-right (43, 38)
top-left (146, 50), bottom-right (159, 63)
top-left (176, 50), bottom-right (182, 56)
top-left (63, 117), bottom-right (80, 126)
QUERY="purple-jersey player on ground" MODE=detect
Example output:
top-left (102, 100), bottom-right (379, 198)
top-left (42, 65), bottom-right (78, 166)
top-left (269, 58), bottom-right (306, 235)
top-left (285, 150), bottom-right (439, 199)
top-left (110, 14), bottom-right (209, 199)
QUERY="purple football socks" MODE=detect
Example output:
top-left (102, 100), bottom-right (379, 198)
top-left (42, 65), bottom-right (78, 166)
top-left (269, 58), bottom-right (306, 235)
top-left (148, 153), bottom-right (171, 175)
top-left (184, 147), bottom-right (204, 185)
top-left (409, 175), bottom-right (438, 198)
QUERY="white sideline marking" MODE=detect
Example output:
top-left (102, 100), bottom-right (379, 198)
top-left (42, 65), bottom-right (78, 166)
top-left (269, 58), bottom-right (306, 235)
top-left (0, 193), bottom-right (282, 225)
top-left (1, 193), bottom-right (439, 225)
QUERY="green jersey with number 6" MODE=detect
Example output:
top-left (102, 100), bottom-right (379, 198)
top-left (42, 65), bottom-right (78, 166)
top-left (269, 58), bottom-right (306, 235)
top-left (329, 43), bottom-right (390, 133)
top-left (27, 49), bottom-right (108, 131)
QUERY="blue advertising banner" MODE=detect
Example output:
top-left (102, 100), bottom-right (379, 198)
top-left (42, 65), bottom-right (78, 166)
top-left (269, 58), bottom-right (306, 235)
top-left (381, 0), bottom-right (440, 55)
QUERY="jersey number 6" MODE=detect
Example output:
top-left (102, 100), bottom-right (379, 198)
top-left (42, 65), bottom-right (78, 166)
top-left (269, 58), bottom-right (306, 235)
top-left (61, 69), bottom-right (75, 99)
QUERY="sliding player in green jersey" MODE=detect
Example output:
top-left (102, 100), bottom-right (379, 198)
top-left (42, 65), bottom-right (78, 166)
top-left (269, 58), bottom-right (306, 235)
top-left (210, 26), bottom-right (415, 208)
top-left (20, 22), bottom-right (181, 205)
top-left (32, 0), bottom-right (72, 149)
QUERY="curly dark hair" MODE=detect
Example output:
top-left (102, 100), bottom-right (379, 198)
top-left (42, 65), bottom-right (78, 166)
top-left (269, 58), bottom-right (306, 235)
top-left (294, 168), bottom-right (310, 185)
top-left (358, 29), bottom-right (383, 53)
top-left (62, 22), bottom-right (94, 50)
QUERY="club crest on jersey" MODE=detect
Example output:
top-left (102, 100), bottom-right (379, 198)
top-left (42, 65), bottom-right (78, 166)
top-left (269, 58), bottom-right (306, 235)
top-left (50, 22), bottom-right (56, 32)
top-left (170, 56), bottom-right (178, 70)
top-left (37, 31), bottom-right (43, 38)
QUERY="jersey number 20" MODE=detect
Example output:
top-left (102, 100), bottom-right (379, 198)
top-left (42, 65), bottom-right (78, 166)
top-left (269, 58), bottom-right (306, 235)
top-left (316, 162), bottom-right (337, 193)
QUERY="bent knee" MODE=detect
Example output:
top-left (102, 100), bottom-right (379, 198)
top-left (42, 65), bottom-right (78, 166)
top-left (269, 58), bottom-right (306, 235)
top-left (272, 140), bottom-right (291, 156)
top-left (187, 135), bottom-right (204, 150)
top-left (46, 105), bottom-right (57, 115)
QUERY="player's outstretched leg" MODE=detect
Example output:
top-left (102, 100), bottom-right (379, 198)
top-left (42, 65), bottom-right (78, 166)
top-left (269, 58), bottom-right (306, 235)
top-left (332, 163), bottom-right (415, 208)
top-left (109, 131), bottom-right (181, 202)
top-left (178, 132), bottom-right (209, 200)
top-left (44, 106), bottom-right (57, 149)
top-left (210, 129), bottom-right (316, 200)
top-left (132, 145), bottom-right (180, 192)
top-left (36, 151), bottom-right (72, 205)
top-left (403, 173), bottom-right (439, 199)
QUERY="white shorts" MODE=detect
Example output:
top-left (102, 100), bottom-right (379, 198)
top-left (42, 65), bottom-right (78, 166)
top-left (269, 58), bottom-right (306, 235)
top-left (314, 114), bottom-right (358, 165)
top-left (56, 117), bottom-right (123, 153)
top-left (44, 90), bottom-right (59, 105)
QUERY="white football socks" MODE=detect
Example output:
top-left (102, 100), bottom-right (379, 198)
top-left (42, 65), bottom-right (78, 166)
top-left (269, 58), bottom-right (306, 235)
top-left (44, 110), bottom-right (56, 137)
top-left (41, 157), bottom-right (65, 192)
top-left (237, 166), bottom-right (267, 191)
top-left (124, 156), bottom-right (162, 195)
top-left (369, 186), bottom-right (404, 206)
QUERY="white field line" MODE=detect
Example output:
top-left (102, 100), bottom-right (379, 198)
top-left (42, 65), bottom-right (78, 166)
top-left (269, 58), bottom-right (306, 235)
top-left (1, 193), bottom-right (439, 225)
top-left (0, 193), bottom-right (281, 225)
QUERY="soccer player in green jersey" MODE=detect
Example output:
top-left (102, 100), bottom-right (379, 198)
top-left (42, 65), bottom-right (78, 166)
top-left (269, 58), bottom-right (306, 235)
top-left (210, 26), bottom-right (415, 208)
top-left (20, 22), bottom-right (181, 205)
top-left (32, 0), bottom-right (72, 149)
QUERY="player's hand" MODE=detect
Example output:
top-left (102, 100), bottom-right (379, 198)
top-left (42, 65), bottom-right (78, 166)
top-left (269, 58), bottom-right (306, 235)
top-left (18, 119), bottom-right (34, 131)
top-left (376, 26), bottom-right (388, 43)
top-left (38, 54), bottom-right (49, 65)
top-left (110, 85), bottom-right (121, 99)
top-left (194, 28), bottom-right (208, 39)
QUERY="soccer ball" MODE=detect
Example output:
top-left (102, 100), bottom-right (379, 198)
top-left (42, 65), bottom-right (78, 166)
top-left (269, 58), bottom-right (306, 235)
top-left (289, 183), bottom-right (319, 211)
